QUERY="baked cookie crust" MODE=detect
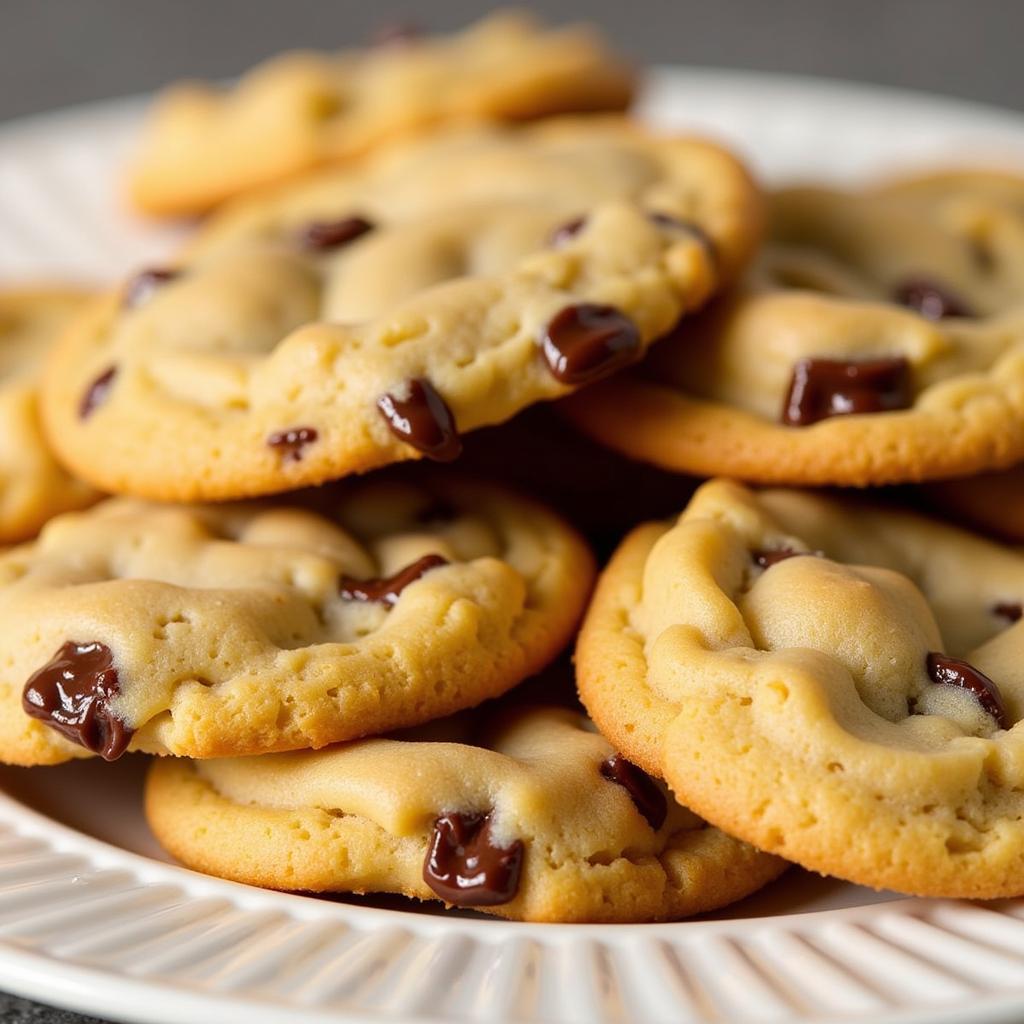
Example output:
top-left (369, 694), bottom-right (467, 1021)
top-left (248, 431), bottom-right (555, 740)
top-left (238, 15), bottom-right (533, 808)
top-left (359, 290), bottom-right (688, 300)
top-left (564, 173), bottom-right (1024, 486)
top-left (128, 10), bottom-right (636, 217)
top-left (578, 478), bottom-right (1024, 897)
top-left (146, 704), bottom-right (785, 922)
top-left (46, 119), bottom-right (760, 501)
top-left (3, 477), bottom-right (593, 765)
top-left (0, 289), bottom-right (97, 542)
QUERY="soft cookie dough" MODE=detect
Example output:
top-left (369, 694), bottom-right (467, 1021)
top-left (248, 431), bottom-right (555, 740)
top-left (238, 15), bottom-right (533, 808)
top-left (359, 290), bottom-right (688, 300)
top-left (3, 477), bottom-right (593, 765)
top-left (0, 288), bottom-right (97, 542)
top-left (146, 704), bottom-right (785, 922)
top-left (128, 10), bottom-right (636, 216)
top-left (564, 172), bottom-right (1024, 486)
top-left (46, 118), bottom-right (760, 502)
top-left (578, 478), bottom-right (1024, 897)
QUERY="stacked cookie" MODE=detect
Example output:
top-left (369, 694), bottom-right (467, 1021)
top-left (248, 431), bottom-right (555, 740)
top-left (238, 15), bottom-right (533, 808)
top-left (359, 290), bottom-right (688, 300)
top-left (8, 9), bottom-right (1024, 922)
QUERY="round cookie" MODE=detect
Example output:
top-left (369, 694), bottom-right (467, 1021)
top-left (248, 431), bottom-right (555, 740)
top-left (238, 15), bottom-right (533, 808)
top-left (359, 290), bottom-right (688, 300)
top-left (128, 10), bottom-right (636, 217)
top-left (563, 172), bottom-right (1024, 486)
top-left (44, 119), bottom-right (760, 502)
top-left (3, 476), bottom-right (593, 766)
top-left (145, 704), bottom-right (785, 922)
top-left (578, 478), bottom-right (1024, 898)
top-left (0, 289), bottom-right (97, 542)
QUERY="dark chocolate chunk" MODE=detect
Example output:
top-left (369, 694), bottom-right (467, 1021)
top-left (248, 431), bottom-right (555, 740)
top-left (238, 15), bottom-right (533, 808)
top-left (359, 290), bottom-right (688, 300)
top-left (299, 216), bottom-right (374, 252)
top-left (124, 267), bottom-right (180, 309)
top-left (753, 547), bottom-right (802, 569)
top-left (422, 811), bottom-right (524, 906)
top-left (79, 366), bottom-right (118, 419)
top-left (994, 601), bottom-right (1023, 624)
top-left (541, 303), bottom-right (642, 385)
top-left (550, 216), bottom-right (586, 246)
top-left (649, 211), bottom-right (718, 263)
top-left (782, 356), bottom-right (912, 426)
top-left (377, 378), bottom-right (462, 461)
top-left (22, 641), bottom-right (133, 761)
top-left (893, 277), bottom-right (974, 321)
top-left (600, 753), bottom-right (667, 829)
top-left (267, 426), bottom-right (318, 462)
top-left (925, 652), bottom-right (1009, 730)
top-left (339, 553), bottom-right (448, 606)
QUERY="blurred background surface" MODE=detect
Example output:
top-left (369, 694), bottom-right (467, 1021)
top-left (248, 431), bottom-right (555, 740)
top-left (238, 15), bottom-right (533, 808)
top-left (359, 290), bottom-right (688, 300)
top-left (1, 0), bottom-right (1023, 122)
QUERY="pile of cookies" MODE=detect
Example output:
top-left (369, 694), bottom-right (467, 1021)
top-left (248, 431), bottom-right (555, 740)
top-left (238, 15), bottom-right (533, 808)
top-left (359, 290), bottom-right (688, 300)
top-left (6, 10), bottom-right (1024, 922)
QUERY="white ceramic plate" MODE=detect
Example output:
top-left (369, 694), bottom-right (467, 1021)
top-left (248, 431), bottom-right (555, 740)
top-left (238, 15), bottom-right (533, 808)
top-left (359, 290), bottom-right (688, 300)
top-left (2, 69), bottom-right (1024, 1024)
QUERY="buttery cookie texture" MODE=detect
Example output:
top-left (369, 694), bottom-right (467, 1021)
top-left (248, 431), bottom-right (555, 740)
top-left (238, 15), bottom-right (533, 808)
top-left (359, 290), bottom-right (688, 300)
top-left (128, 10), bottom-right (636, 217)
top-left (0, 289), bottom-right (97, 542)
top-left (578, 478), bottom-right (1024, 897)
top-left (3, 477), bottom-right (593, 765)
top-left (44, 118), bottom-right (760, 502)
top-left (145, 704), bottom-right (784, 922)
top-left (563, 170), bottom-right (1024, 486)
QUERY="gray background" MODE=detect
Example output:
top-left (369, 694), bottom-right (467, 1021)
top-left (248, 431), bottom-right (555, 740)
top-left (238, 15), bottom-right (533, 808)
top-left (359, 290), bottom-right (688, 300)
top-left (0, 0), bottom-right (1020, 1021)
top-left (2, 0), bottom-right (1024, 122)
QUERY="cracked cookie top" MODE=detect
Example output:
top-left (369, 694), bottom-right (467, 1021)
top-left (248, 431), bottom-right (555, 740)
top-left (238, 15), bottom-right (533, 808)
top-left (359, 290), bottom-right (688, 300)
top-left (4, 476), bottom-right (592, 765)
top-left (145, 703), bottom-right (785, 922)
top-left (128, 10), bottom-right (636, 216)
top-left (563, 171), bottom-right (1024, 486)
top-left (45, 119), bottom-right (759, 501)
top-left (578, 478), bottom-right (1024, 897)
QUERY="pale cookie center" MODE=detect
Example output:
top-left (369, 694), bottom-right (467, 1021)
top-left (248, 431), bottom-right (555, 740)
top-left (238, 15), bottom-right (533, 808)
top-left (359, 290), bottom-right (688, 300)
top-left (741, 556), bottom-right (942, 724)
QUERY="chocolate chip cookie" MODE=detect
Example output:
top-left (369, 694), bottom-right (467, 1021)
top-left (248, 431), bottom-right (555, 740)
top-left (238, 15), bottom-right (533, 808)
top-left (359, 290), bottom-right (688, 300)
top-left (128, 10), bottom-right (636, 217)
top-left (0, 289), bottom-right (97, 542)
top-left (578, 478), bottom-right (1024, 897)
top-left (3, 477), bottom-right (593, 765)
top-left (564, 172), bottom-right (1024, 486)
top-left (145, 703), bottom-right (784, 922)
top-left (45, 119), bottom-right (760, 501)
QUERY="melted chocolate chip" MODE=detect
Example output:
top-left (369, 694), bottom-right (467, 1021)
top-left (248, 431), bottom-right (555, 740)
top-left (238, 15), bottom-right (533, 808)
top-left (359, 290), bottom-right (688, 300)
top-left (79, 366), bottom-right (118, 419)
top-left (542, 304), bottom-right (642, 386)
top-left (600, 754), bottom-right (667, 829)
top-left (339, 553), bottom-right (448, 606)
top-left (893, 277), bottom-right (974, 321)
top-left (550, 216), bottom-right (586, 246)
top-left (422, 811), bottom-right (523, 906)
top-left (994, 601), bottom-right (1023, 624)
top-left (267, 426), bottom-right (318, 462)
top-left (22, 641), bottom-right (132, 760)
top-left (649, 212), bottom-right (718, 262)
top-left (925, 652), bottom-right (1009, 730)
top-left (299, 216), bottom-right (374, 252)
top-left (753, 548), bottom-right (801, 569)
top-left (782, 356), bottom-right (912, 426)
top-left (377, 378), bottom-right (462, 461)
top-left (124, 267), bottom-right (180, 309)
